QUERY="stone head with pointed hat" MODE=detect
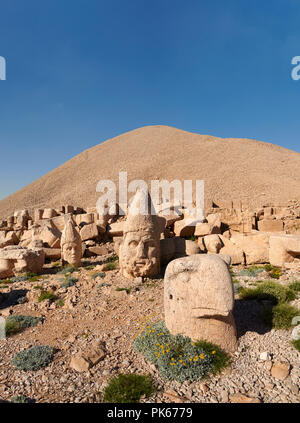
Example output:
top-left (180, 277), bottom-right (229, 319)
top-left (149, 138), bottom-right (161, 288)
top-left (61, 216), bottom-right (82, 267)
top-left (119, 189), bottom-right (165, 279)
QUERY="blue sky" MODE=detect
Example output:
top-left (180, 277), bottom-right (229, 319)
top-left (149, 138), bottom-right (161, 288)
top-left (0, 0), bottom-right (300, 200)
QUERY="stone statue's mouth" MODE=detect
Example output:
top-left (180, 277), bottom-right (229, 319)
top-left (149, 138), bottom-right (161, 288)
top-left (135, 260), bottom-right (148, 265)
top-left (192, 307), bottom-right (229, 317)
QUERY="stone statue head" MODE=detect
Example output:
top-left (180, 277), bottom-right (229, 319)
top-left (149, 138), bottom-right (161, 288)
top-left (164, 254), bottom-right (237, 353)
top-left (119, 189), bottom-right (165, 279)
top-left (61, 217), bottom-right (82, 267)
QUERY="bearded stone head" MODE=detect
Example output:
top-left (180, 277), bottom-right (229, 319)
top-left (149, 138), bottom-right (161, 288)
top-left (119, 189), bottom-right (165, 279)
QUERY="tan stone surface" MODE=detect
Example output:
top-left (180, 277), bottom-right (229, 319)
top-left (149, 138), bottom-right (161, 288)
top-left (80, 223), bottom-right (99, 241)
top-left (119, 190), bottom-right (164, 279)
top-left (269, 234), bottom-right (300, 267)
top-left (258, 219), bottom-right (284, 232)
top-left (271, 361), bottom-right (290, 381)
top-left (61, 217), bottom-right (82, 267)
top-left (164, 254), bottom-right (237, 353)
top-left (0, 246), bottom-right (45, 278)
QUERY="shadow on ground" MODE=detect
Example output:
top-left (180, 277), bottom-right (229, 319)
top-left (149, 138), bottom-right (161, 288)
top-left (0, 289), bottom-right (28, 310)
top-left (234, 299), bottom-right (271, 338)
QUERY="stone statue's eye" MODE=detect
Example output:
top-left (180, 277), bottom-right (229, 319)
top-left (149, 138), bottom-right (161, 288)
top-left (129, 241), bottom-right (138, 248)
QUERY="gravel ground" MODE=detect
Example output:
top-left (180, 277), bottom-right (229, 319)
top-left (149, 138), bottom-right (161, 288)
top-left (0, 257), bottom-right (299, 404)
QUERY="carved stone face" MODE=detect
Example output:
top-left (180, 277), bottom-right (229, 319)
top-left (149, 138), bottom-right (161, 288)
top-left (164, 254), bottom-right (237, 353)
top-left (120, 230), bottom-right (160, 278)
top-left (62, 241), bottom-right (82, 266)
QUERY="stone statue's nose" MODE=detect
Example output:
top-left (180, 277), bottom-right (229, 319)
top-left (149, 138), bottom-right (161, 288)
top-left (136, 241), bottom-right (146, 258)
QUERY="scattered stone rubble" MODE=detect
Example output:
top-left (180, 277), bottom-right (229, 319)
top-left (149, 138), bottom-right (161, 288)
top-left (0, 199), bottom-right (299, 271)
top-left (0, 197), bottom-right (300, 403)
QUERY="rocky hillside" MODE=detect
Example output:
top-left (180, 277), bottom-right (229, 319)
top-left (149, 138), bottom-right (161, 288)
top-left (0, 125), bottom-right (299, 219)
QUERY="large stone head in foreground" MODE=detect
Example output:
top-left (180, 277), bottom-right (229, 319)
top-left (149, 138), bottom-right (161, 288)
top-left (61, 217), bottom-right (82, 267)
top-left (119, 189), bottom-right (165, 279)
top-left (164, 254), bottom-right (237, 353)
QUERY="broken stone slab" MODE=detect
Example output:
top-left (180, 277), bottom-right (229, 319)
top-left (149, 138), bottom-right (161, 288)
top-left (0, 231), bottom-right (19, 248)
top-left (74, 213), bottom-right (95, 226)
top-left (229, 394), bottom-right (261, 403)
top-left (80, 223), bottom-right (99, 241)
top-left (174, 219), bottom-right (195, 237)
top-left (69, 341), bottom-right (106, 372)
top-left (258, 219), bottom-right (284, 232)
top-left (43, 248), bottom-right (61, 260)
top-left (86, 245), bottom-right (109, 257)
top-left (42, 209), bottom-right (58, 219)
top-left (270, 361), bottom-right (290, 381)
top-left (0, 246), bottom-right (45, 278)
top-left (107, 221), bottom-right (124, 237)
top-left (269, 234), bottom-right (300, 267)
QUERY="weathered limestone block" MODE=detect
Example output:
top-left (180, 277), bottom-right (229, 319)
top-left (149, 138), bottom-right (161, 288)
top-left (194, 223), bottom-right (211, 237)
top-left (119, 189), bottom-right (165, 279)
top-left (269, 234), bottom-right (300, 267)
top-left (34, 209), bottom-right (44, 222)
top-left (206, 213), bottom-right (222, 233)
top-left (40, 226), bottom-right (61, 248)
top-left (107, 222), bottom-right (124, 237)
top-left (42, 209), bottom-right (58, 219)
top-left (202, 234), bottom-right (223, 254)
top-left (219, 236), bottom-right (244, 265)
top-left (0, 231), bottom-right (18, 248)
top-left (61, 217), bottom-right (82, 267)
top-left (160, 238), bottom-right (200, 265)
top-left (43, 248), bottom-right (61, 260)
top-left (258, 219), bottom-right (284, 232)
top-left (174, 219), bottom-right (195, 237)
top-left (74, 213), bottom-right (95, 226)
top-left (164, 254), bottom-right (237, 353)
top-left (284, 219), bottom-right (300, 234)
top-left (230, 233), bottom-right (269, 265)
top-left (0, 246), bottom-right (45, 278)
top-left (50, 215), bottom-right (72, 232)
top-left (80, 223), bottom-right (99, 241)
top-left (86, 245), bottom-right (109, 257)
top-left (263, 207), bottom-right (273, 219)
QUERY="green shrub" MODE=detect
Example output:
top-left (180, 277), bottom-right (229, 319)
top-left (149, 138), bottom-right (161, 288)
top-left (98, 283), bottom-right (111, 288)
top-left (11, 395), bottom-right (32, 403)
top-left (116, 287), bottom-right (132, 295)
top-left (33, 285), bottom-right (44, 290)
top-left (6, 315), bottom-right (43, 336)
top-left (11, 276), bottom-right (28, 283)
top-left (12, 346), bottom-right (56, 371)
top-left (261, 303), bottom-right (299, 329)
top-left (28, 276), bottom-right (41, 282)
top-left (85, 265), bottom-right (96, 270)
top-left (264, 264), bottom-right (282, 279)
top-left (0, 279), bottom-right (12, 285)
top-left (103, 374), bottom-right (155, 403)
top-left (239, 281), bottom-right (296, 304)
top-left (103, 262), bottom-right (117, 271)
top-left (56, 299), bottom-right (65, 308)
top-left (57, 266), bottom-right (77, 275)
top-left (17, 296), bottom-right (27, 304)
top-left (289, 281), bottom-right (300, 293)
top-left (238, 266), bottom-right (264, 277)
top-left (60, 277), bottom-right (78, 288)
top-left (292, 339), bottom-right (300, 352)
top-left (92, 272), bottom-right (106, 280)
top-left (133, 321), bottom-right (229, 383)
top-left (11, 273), bottom-right (39, 283)
top-left (37, 291), bottom-right (58, 303)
